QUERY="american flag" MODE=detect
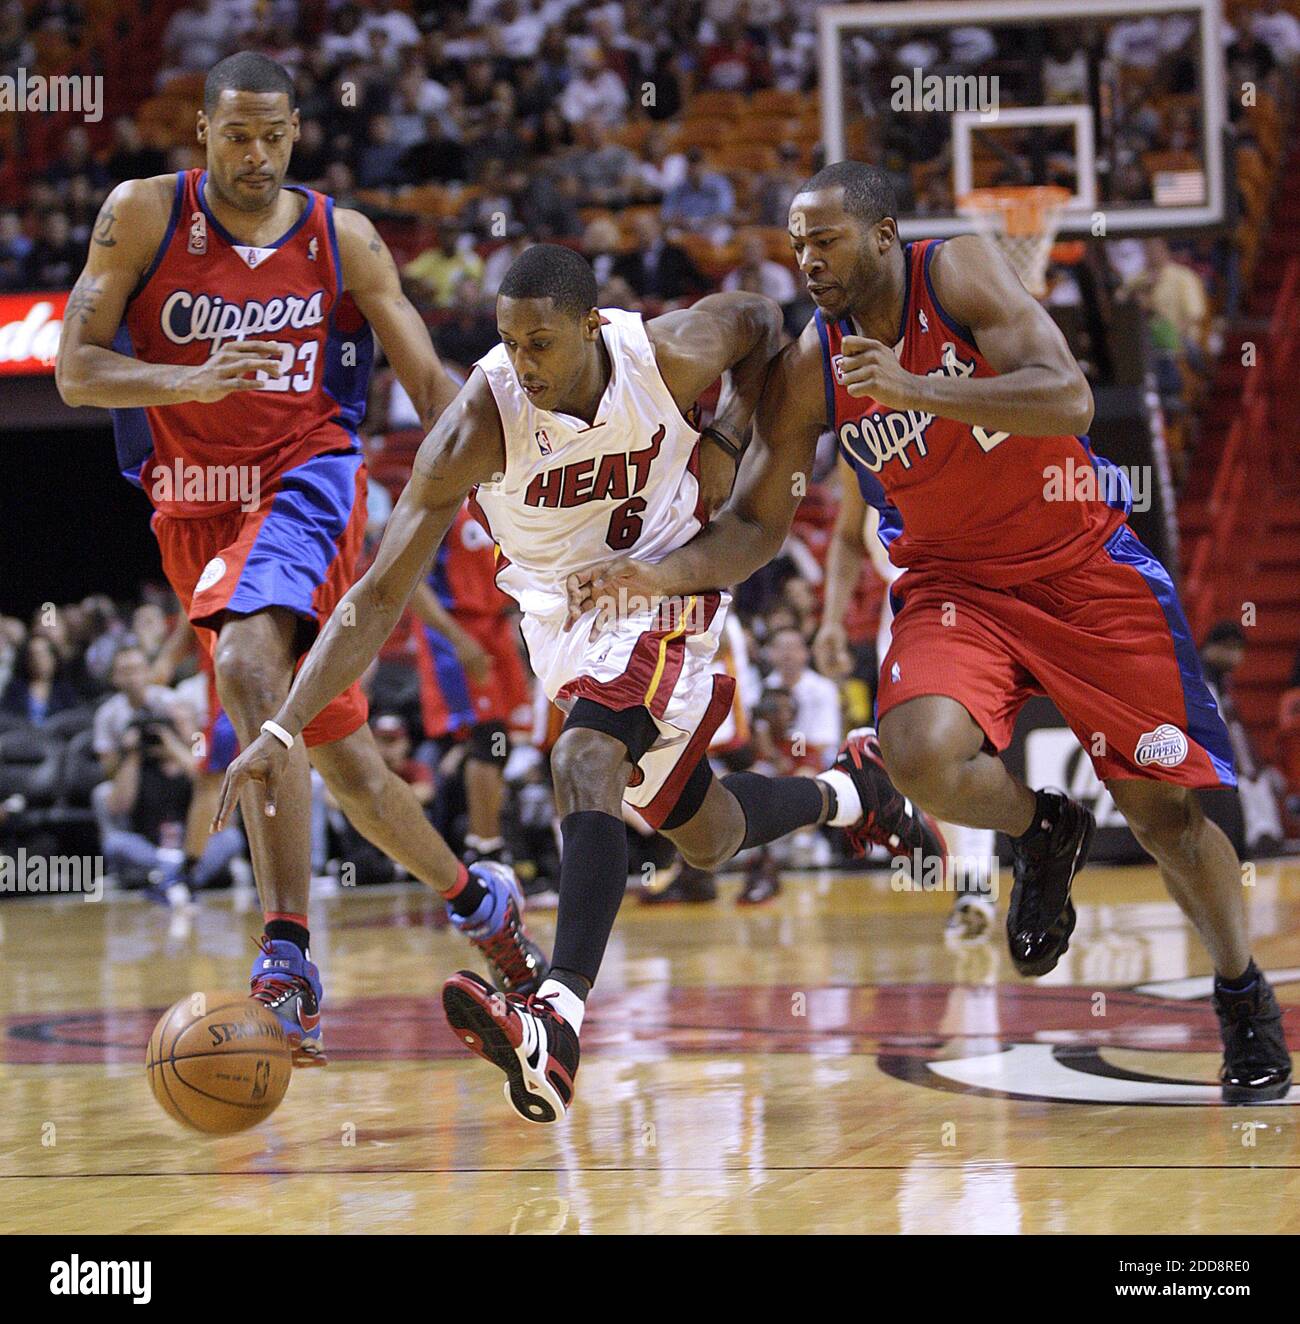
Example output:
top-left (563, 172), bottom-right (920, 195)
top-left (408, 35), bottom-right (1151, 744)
top-left (1153, 171), bottom-right (1206, 206)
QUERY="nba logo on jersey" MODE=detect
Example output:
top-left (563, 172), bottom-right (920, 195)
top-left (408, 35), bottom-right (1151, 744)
top-left (534, 428), bottom-right (553, 456)
top-left (307, 237), bottom-right (318, 262)
top-left (187, 210), bottom-right (206, 256)
top-left (831, 355), bottom-right (845, 384)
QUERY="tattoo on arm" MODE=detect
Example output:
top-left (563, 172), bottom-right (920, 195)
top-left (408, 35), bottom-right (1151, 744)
top-left (92, 205), bottom-right (118, 248)
top-left (66, 275), bottom-right (104, 326)
top-left (369, 237), bottom-right (382, 254)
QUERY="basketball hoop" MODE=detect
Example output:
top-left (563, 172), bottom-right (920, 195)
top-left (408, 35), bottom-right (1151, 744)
top-left (957, 185), bottom-right (1071, 299)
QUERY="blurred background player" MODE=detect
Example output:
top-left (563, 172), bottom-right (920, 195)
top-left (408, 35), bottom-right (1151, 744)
top-left (55, 51), bottom-right (547, 1062)
top-left (412, 501), bottom-right (529, 866)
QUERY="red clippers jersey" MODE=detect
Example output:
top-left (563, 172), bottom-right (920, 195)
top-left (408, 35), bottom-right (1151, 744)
top-left (429, 504), bottom-right (511, 619)
top-left (112, 169), bottom-right (373, 515)
top-left (817, 239), bottom-right (1128, 588)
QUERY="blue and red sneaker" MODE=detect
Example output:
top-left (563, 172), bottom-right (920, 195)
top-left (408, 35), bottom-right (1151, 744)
top-left (447, 861), bottom-right (549, 996)
top-left (249, 938), bottom-right (326, 1067)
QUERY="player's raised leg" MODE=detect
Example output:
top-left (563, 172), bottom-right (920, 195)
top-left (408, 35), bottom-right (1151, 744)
top-left (660, 729), bottom-right (944, 878)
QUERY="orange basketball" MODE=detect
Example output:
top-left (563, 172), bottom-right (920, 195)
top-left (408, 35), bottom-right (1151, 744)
top-left (145, 991), bottom-right (293, 1135)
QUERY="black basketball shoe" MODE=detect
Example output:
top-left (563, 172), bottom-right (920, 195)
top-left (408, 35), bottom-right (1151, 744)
top-left (1006, 789), bottom-right (1095, 977)
top-left (1213, 968), bottom-right (1293, 1104)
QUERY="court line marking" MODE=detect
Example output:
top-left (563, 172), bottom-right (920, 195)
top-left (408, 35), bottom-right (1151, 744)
top-left (5, 1164), bottom-right (1300, 1179)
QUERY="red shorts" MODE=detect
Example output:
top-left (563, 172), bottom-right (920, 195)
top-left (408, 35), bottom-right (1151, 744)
top-left (878, 525), bottom-right (1235, 787)
top-left (152, 451), bottom-right (369, 748)
top-left (416, 612), bottom-right (531, 740)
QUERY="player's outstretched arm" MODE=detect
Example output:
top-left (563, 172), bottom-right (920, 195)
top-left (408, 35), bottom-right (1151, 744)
top-left (335, 208), bottom-right (459, 429)
top-left (570, 325), bottom-right (825, 621)
top-left (647, 290), bottom-right (783, 517)
top-left (836, 234), bottom-right (1093, 437)
top-left (212, 373), bottom-right (505, 828)
top-left (56, 179), bottom-right (286, 407)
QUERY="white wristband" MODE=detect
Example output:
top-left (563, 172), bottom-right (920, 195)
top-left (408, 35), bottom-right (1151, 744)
top-left (261, 720), bottom-right (294, 750)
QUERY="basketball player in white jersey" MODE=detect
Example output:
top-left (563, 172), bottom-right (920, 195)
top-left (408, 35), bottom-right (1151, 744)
top-left (214, 245), bottom-right (937, 1123)
top-left (815, 457), bottom-right (999, 941)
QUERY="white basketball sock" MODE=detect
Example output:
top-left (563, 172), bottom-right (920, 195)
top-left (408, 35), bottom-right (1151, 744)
top-left (817, 769), bottom-right (863, 828)
top-left (539, 978), bottom-right (585, 1034)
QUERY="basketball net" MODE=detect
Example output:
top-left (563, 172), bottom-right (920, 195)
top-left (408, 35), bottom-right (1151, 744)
top-left (957, 186), bottom-right (1071, 299)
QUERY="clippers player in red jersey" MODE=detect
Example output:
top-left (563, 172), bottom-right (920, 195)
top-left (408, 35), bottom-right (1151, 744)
top-left (55, 53), bottom-right (546, 1064)
top-left (211, 245), bottom-right (938, 1123)
top-left (584, 162), bottom-right (1291, 1103)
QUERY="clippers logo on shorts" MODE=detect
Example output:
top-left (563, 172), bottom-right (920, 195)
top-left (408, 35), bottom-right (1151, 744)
top-left (195, 556), bottom-right (226, 594)
top-left (524, 423), bottom-right (665, 509)
top-left (1136, 723), bottom-right (1189, 768)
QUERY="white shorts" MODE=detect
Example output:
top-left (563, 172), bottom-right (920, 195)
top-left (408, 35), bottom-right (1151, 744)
top-left (520, 591), bottom-right (735, 827)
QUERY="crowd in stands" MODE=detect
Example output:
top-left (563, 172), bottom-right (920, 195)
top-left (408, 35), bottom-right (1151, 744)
top-left (3, 2), bottom-right (1295, 448)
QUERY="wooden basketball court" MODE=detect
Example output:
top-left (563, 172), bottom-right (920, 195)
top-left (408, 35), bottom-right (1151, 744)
top-left (3, 861), bottom-right (1298, 1235)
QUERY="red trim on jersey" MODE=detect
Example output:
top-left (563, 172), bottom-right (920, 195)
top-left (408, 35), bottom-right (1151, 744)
top-left (639, 673), bottom-right (736, 828)
top-left (466, 484), bottom-right (513, 586)
top-left (647, 591), bottom-right (721, 719)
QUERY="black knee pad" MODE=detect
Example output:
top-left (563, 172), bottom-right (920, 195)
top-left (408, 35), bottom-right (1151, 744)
top-left (562, 698), bottom-right (659, 764)
top-left (466, 720), bottom-right (509, 767)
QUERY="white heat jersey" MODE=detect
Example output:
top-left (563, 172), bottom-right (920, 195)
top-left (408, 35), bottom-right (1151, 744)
top-left (473, 308), bottom-right (706, 622)
top-left (471, 308), bottom-right (734, 824)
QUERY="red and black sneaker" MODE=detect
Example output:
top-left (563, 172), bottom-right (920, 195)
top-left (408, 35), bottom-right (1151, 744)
top-left (442, 970), bottom-right (580, 1124)
top-left (832, 728), bottom-right (948, 869)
